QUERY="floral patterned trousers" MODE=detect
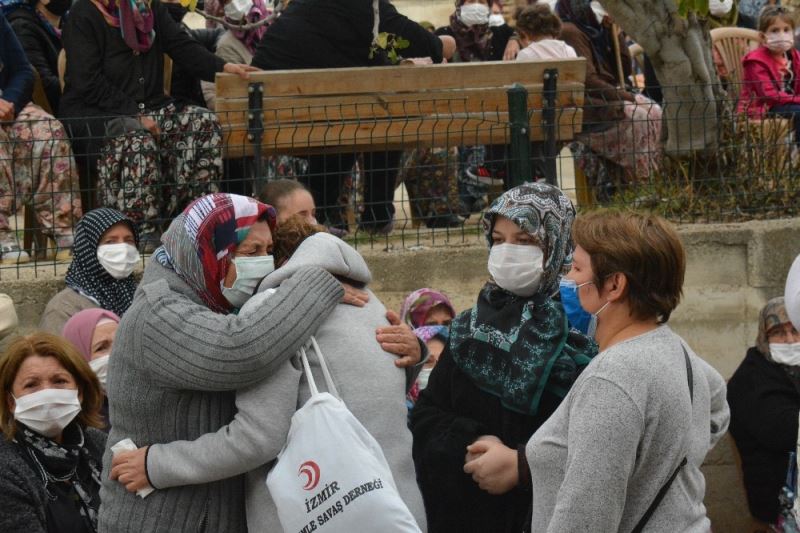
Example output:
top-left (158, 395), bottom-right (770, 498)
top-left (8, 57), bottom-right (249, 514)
top-left (0, 103), bottom-right (82, 243)
top-left (96, 103), bottom-right (222, 236)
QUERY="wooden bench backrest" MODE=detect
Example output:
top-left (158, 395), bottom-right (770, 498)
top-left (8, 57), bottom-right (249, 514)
top-left (215, 58), bottom-right (586, 157)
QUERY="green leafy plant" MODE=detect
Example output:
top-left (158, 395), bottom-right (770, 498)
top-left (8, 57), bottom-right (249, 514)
top-left (677, 0), bottom-right (709, 17)
top-left (369, 32), bottom-right (411, 64)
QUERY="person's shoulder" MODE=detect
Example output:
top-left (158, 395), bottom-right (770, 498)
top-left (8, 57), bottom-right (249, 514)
top-left (66, 0), bottom-right (100, 18)
top-left (84, 427), bottom-right (108, 460)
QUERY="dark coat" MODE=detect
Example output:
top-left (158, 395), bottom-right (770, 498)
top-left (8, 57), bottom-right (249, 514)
top-left (559, 21), bottom-right (633, 128)
top-left (59, 0), bottom-right (224, 148)
top-left (0, 12), bottom-right (33, 117)
top-left (434, 23), bottom-right (514, 62)
top-left (170, 26), bottom-right (223, 108)
top-left (0, 426), bottom-right (107, 533)
top-left (7, 7), bottom-right (62, 111)
top-left (410, 345), bottom-right (562, 533)
top-left (727, 347), bottom-right (800, 523)
top-left (252, 0), bottom-right (443, 70)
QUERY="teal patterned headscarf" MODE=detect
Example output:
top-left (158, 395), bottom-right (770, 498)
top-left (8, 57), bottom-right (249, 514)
top-left (451, 183), bottom-right (596, 416)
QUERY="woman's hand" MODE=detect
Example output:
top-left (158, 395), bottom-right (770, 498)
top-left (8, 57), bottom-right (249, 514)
top-left (463, 437), bottom-right (519, 495)
top-left (439, 35), bottom-right (456, 61)
top-left (138, 115), bottom-right (160, 138)
top-left (341, 282), bottom-right (369, 307)
top-left (503, 39), bottom-right (521, 61)
top-left (110, 446), bottom-right (152, 493)
top-left (376, 310), bottom-right (422, 368)
top-left (0, 98), bottom-right (15, 122)
top-left (223, 63), bottom-right (260, 80)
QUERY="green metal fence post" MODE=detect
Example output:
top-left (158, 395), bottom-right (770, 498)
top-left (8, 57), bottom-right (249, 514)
top-left (507, 83), bottom-right (532, 187)
top-left (247, 82), bottom-right (264, 193)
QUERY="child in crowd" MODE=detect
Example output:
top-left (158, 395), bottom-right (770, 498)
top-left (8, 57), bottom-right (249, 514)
top-left (407, 324), bottom-right (449, 408)
top-left (515, 3), bottom-right (577, 61)
top-left (400, 288), bottom-right (456, 328)
top-left (739, 5), bottom-right (800, 145)
top-left (258, 179), bottom-right (317, 225)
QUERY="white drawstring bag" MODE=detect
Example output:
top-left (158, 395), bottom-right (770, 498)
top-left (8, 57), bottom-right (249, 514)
top-left (266, 337), bottom-right (421, 533)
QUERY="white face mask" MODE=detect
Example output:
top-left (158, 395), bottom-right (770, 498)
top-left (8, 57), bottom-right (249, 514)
top-left (770, 342), bottom-right (800, 366)
top-left (222, 255), bottom-right (276, 308)
top-left (89, 354), bottom-right (110, 391)
top-left (766, 32), bottom-right (794, 53)
top-left (458, 3), bottom-right (490, 27)
top-left (14, 388), bottom-right (82, 438)
top-left (417, 368), bottom-right (433, 390)
top-left (97, 243), bottom-right (140, 280)
top-left (224, 0), bottom-right (253, 21)
top-left (590, 0), bottom-right (607, 24)
top-left (488, 13), bottom-right (505, 27)
top-left (487, 243), bottom-right (544, 297)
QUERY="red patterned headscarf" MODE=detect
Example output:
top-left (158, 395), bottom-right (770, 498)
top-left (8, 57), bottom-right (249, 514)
top-left (90, 0), bottom-right (155, 53)
top-left (155, 194), bottom-right (277, 314)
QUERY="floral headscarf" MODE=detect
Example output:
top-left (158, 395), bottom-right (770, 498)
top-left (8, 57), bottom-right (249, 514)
top-left (481, 181), bottom-right (576, 296)
top-left (154, 194), bottom-right (276, 314)
top-left (757, 297), bottom-right (793, 359)
top-left (400, 289), bottom-right (456, 328)
top-left (90, 0), bottom-right (155, 53)
top-left (64, 208), bottom-right (140, 318)
top-left (230, 0), bottom-right (271, 55)
top-left (413, 324), bottom-right (450, 345)
top-left (451, 183), bottom-right (595, 416)
top-left (448, 1), bottom-right (493, 62)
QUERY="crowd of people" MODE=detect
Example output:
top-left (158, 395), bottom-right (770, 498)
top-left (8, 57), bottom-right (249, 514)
top-left (0, 179), bottom-right (745, 533)
top-left (2, 0), bottom-right (800, 531)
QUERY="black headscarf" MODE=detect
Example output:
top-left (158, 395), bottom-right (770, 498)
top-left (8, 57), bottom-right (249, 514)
top-left (556, 0), bottom-right (614, 71)
top-left (64, 208), bottom-right (139, 317)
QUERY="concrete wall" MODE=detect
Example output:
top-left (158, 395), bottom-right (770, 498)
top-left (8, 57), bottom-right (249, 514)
top-left (5, 217), bottom-right (800, 531)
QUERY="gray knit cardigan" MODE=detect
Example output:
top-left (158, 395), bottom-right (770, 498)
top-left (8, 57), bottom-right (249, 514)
top-left (97, 258), bottom-right (343, 533)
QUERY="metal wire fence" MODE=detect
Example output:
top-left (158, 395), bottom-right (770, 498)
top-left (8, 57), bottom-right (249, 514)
top-left (1, 77), bottom-right (798, 278)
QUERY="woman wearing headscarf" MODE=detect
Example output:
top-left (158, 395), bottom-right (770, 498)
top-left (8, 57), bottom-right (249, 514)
top-left (59, 0), bottom-right (256, 248)
top-left (0, 12), bottom-right (81, 263)
top-left (727, 297), bottom-right (800, 527)
top-left (40, 208), bottom-right (140, 335)
top-left (63, 308), bottom-right (121, 430)
top-left (200, 0), bottom-right (270, 110)
top-left (556, 0), bottom-right (662, 187)
top-left (96, 193), bottom-right (348, 533)
top-left (0, 333), bottom-right (106, 533)
top-left (410, 182), bottom-right (597, 533)
top-left (400, 288), bottom-right (457, 328)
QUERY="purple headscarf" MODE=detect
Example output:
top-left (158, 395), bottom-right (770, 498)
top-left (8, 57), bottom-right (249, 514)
top-left (229, 0), bottom-right (271, 55)
top-left (62, 309), bottom-right (121, 361)
top-left (400, 288), bottom-right (456, 328)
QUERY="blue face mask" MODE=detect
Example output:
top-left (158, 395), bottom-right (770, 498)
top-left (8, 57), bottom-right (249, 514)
top-left (559, 278), bottom-right (592, 334)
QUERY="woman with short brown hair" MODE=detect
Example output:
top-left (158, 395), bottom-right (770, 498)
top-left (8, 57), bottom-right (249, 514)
top-left (526, 210), bottom-right (730, 532)
top-left (0, 332), bottom-right (106, 533)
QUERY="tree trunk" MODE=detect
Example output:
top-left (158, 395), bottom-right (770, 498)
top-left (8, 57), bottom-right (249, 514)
top-left (602, 0), bottom-right (721, 156)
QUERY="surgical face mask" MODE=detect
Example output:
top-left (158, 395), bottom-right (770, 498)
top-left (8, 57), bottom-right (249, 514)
top-left (45, 0), bottom-right (72, 17)
top-left (488, 13), bottom-right (506, 27)
top-left (417, 368), bottom-right (433, 390)
top-left (222, 255), bottom-right (275, 308)
top-left (590, 0), bottom-right (607, 24)
top-left (769, 342), bottom-right (800, 366)
top-left (97, 243), bottom-right (140, 280)
top-left (224, 0), bottom-right (254, 22)
top-left (487, 243), bottom-right (544, 297)
top-left (568, 278), bottom-right (611, 338)
top-left (766, 32), bottom-right (794, 53)
top-left (559, 278), bottom-right (592, 334)
top-left (89, 355), bottom-right (110, 391)
top-left (13, 388), bottom-right (81, 439)
top-left (458, 3), bottom-right (490, 27)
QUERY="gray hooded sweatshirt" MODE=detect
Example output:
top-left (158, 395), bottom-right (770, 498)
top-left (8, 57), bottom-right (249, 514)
top-left (145, 233), bottom-right (426, 532)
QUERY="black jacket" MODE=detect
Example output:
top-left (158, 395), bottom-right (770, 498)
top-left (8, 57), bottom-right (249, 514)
top-left (7, 7), bottom-right (61, 111)
top-left (252, 0), bottom-right (442, 70)
top-left (0, 426), bottom-right (107, 533)
top-left (409, 345), bottom-right (562, 533)
top-left (170, 26), bottom-right (223, 107)
top-left (60, 0), bottom-right (224, 121)
top-left (727, 347), bottom-right (800, 523)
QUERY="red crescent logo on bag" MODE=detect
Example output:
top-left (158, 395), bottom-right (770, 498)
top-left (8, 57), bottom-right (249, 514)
top-left (298, 460), bottom-right (320, 491)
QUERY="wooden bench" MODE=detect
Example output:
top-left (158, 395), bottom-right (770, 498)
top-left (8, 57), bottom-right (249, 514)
top-left (214, 59), bottom-right (586, 209)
